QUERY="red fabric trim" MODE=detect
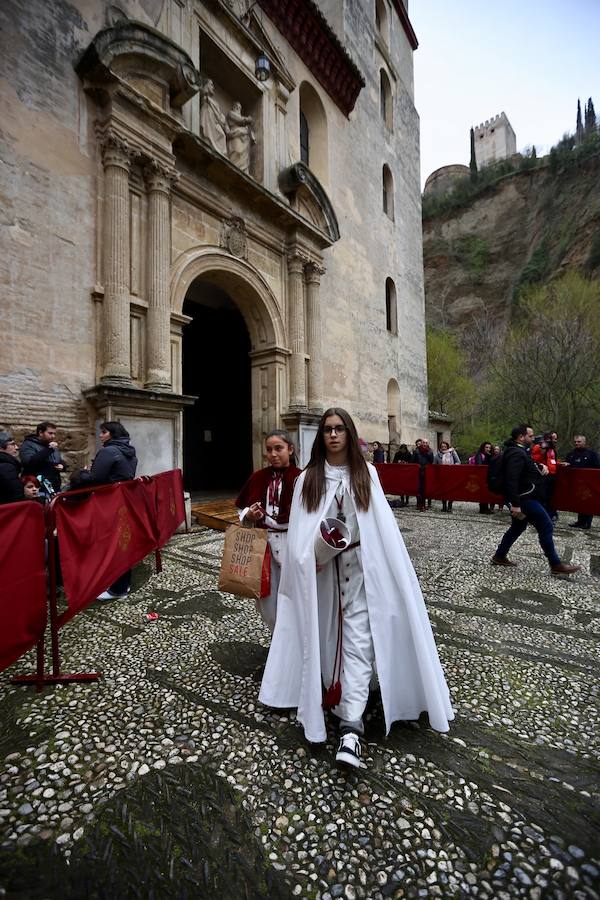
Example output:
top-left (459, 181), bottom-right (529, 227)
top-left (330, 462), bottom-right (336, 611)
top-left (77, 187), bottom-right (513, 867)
top-left (236, 466), bottom-right (301, 524)
top-left (0, 501), bottom-right (47, 673)
top-left (54, 470), bottom-right (186, 628)
top-left (374, 463), bottom-right (421, 495)
top-left (425, 465), bottom-right (501, 503)
top-left (552, 467), bottom-right (600, 515)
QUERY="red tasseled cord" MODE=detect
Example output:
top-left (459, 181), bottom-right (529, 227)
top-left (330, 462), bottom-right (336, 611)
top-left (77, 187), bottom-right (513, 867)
top-left (322, 555), bottom-right (343, 711)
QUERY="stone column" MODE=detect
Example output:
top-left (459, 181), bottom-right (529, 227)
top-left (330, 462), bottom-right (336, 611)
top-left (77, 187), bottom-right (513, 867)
top-left (304, 262), bottom-right (325, 412)
top-left (287, 253), bottom-right (307, 409)
top-left (100, 130), bottom-right (133, 383)
top-left (144, 159), bottom-right (177, 390)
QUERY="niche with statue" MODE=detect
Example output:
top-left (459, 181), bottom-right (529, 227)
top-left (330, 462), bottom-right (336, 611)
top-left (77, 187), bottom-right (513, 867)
top-left (198, 30), bottom-right (263, 181)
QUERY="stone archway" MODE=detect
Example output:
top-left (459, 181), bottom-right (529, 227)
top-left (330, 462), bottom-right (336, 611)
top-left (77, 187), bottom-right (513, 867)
top-left (171, 248), bottom-right (289, 483)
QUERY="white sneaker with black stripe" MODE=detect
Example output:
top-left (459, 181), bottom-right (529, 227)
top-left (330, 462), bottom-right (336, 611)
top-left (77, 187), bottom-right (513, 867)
top-left (335, 731), bottom-right (365, 769)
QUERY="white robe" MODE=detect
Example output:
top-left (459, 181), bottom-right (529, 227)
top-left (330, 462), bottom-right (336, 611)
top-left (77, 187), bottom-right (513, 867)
top-left (259, 463), bottom-right (454, 743)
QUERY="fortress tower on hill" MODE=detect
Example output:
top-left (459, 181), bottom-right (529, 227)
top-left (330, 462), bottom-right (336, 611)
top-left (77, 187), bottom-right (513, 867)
top-left (473, 112), bottom-right (516, 168)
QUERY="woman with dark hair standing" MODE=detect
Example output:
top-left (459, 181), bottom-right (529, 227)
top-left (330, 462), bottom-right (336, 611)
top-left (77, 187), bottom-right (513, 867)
top-left (392, 442), bottom-right (412, 507)
top-left (91, 422), bottom-right (138, 601)
top-left (473, 441), bottom-right (493, 514)
top-left (372, 441), bottom-right (386, 464)
top-left (259, 408), bottom-right (453, 769)
top-left (235, 429), bottom-right (301, 633)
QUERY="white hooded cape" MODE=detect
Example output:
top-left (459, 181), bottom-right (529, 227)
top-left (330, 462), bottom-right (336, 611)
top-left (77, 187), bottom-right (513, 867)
top-left (259, 463), bottom-right (454, 743)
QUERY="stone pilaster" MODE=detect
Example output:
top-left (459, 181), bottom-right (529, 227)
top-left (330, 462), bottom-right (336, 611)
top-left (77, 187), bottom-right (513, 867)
top-left (144, 159), bottom-right (178, 390)
top-left (287, 254), bottom-right (307, 409)
top-left (304, 261), bottom-right (325, 413)
top-left (100, 130), bottom-right (134, 384)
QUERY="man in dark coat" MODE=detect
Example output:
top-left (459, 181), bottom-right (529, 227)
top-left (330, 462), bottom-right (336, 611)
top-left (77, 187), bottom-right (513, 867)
top-left (565, 435), bottom-right (600, 530)
top-left (491, 424), bottom-right (580, 576)
top-left (90, 421), bottom-right (138, 601)
top-left (20, 421), bottom-right (66, 494)
top-left (89, 431), bottom-right (138, 483)
top-left (413, 439), bottom-right (434, 511)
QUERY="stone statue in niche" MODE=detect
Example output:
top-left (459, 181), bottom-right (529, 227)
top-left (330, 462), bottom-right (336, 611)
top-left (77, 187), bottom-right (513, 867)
top-left (199, 79), bottom-right (228, 155)
top-left (226, 102), bottom-right (255, 173)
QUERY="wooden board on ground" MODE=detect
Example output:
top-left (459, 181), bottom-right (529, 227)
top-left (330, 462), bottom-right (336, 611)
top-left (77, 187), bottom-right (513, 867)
top-left (191, 498), bottom-right (239, 531)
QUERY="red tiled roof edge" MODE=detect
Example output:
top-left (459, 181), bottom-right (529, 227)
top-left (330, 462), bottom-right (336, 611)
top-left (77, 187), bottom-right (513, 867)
top-left (256, 0), bottom-right (365, 117)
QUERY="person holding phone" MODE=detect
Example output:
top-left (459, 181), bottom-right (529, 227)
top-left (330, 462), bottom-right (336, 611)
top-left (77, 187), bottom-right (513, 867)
top-left (236, 430), bottom-right (301, 633)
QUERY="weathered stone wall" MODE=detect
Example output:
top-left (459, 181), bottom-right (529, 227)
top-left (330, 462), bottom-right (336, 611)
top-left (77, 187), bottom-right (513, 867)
top-left (0, 0), bottom-right (165, 465)
top-left (0, 0), bottom-right (429, 471)
top-left (309, 0), bottom-right (429, 444)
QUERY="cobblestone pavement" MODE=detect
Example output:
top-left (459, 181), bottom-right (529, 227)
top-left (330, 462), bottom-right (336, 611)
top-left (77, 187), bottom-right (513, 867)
top-left (1, 504), bottom-right (599, 899)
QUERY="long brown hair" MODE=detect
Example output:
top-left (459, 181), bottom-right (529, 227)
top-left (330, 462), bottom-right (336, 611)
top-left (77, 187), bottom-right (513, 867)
top-left (301, 408), bottom-right (371, 512)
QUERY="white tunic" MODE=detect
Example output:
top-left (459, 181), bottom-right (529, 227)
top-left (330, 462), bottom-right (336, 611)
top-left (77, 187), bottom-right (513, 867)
top-left (259, 462), bottom-right (454, 743)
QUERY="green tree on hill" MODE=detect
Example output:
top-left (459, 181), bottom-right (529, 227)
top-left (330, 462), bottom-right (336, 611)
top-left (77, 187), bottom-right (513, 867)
top-left (486, 272), bottom-right (600, 447)
top-left (585, 97), bottom-right (597, 136)
top-left (576, 98), bottom-right (584, 144)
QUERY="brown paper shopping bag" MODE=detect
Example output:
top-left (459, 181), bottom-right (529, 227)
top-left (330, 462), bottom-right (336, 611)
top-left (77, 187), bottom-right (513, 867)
top-left (218, 524), bottom-right (271, 600)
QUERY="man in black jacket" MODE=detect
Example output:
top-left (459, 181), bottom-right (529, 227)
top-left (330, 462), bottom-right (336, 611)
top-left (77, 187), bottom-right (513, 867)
top-left (491, 424), bottom-right (580, 576)
top-left (413, 439), bottom-right (434, 511)
top-left (565, 435), bottom-right (600, 530)
top-left (20, 422), bottom-right (66, 494)
top-left (90, 422), bottom-right (138, 601)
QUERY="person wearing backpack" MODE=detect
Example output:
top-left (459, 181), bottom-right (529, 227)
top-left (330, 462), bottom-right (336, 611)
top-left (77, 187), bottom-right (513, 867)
top-left (490, 424), bottom-right (580, 576)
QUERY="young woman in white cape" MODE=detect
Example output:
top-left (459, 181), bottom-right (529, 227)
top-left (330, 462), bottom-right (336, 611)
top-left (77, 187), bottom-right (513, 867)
top-left (259, 408), bottom-right (454, 768)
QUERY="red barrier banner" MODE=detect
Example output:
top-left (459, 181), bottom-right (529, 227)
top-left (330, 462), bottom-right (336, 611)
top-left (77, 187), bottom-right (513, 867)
top-left (54, 480), bottom-right (157, 627)
top-left (552, 467), bottom-right (600, 515)
top-left (425, 465), bottom-right (503, 504)
top-left (152, 469), bottom-right (186, 548)
top-left (0, 501), bottom-right (47, 673)
top-left (374, 463), bottom-right (421, 495)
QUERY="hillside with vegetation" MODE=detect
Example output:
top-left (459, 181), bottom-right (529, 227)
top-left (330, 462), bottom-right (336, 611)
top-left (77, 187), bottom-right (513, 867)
top-left (423, 107), bottom-right (600, 454)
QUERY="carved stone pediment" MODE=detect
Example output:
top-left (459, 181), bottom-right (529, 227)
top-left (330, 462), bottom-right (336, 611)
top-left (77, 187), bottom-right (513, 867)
top-left (76, 19), bottom-right (200, 111)
top-left (279, 163), bottom-right (340, 243)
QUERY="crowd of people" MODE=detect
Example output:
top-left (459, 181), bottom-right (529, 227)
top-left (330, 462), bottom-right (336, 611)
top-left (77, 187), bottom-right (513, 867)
top-left (2, 412), bottom-right (599, 771)
top-left (368, 431), bottom-right (600, 527)
top-left (0, 420), bottom-right (138, 600)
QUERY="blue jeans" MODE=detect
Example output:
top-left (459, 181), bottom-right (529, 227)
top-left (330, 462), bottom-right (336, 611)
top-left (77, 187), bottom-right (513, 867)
top-left (495, 499), bottom-right (561, 567)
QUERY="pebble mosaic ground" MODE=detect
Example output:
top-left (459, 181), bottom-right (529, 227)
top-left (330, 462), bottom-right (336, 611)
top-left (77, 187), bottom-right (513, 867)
top-left (1, 503), bottom-right (599, 899)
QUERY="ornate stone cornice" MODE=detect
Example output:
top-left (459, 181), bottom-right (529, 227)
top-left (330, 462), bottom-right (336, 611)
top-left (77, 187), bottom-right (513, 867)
top-left (256, 0), bottom-right (364, 117)
top-left (76, 20), bottom-right (201, 109)
top-left (279, 162), bottom-right (340, 243)
top-left (143, 158), bottom-right (179, 192)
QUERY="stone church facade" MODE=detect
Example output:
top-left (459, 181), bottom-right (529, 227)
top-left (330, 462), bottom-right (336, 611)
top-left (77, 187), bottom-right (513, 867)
top-left (0, 0), bottom-right (428, 489)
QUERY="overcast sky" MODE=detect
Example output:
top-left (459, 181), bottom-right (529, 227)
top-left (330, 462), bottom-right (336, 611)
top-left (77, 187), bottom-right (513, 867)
top-left (410, 0), bottom-right (600, 187)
